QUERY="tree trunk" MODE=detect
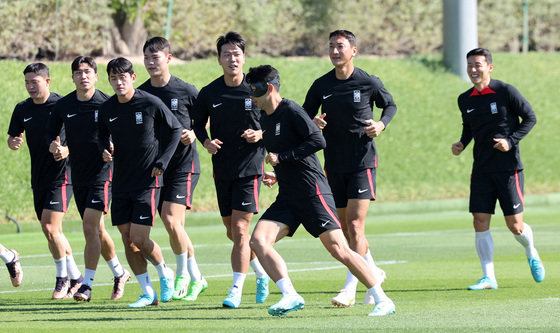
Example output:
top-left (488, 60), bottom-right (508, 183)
top-left (107, 4), bottom-right (147, 56)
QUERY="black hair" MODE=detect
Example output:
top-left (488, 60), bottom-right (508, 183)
top-left (466, 48), bottom-right (493, 64)
top-left (246, 65), bottom-right (280, 94)
top-left (23, 62), bottom-right (49, 77)
top-left (106, 57), bottom-right (134, 76)
top-left (143, 36), bottom-right (171, 54)
top-left (71, 56), bottom-right (97, 73)
top-left (329, 30), bottom-right (357, 47)
top-left (216, 31), bottom-right (246, 56)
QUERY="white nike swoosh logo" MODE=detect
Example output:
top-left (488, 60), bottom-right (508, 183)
top-left (91, 200), bottom-right (101, 203)
top-left (466, 108), bottom-right (475, 113)
top-left (513, 203), bottom-right (521, 209)
top-left (24, 117), bottom-right (32, 122)
top-left (67, 114), bottom-right (77, 118)
top-left (241, 202), bottom-right (251, 206)
top-left (212, 103), bottom-right (222, 108)
top-left (109, 117), bottom-right (118, 122)
top-left (49, 201), bottom-right (59, 205)
top-left (322, 94), bottom-right (332, 99)
top-left (139, 216), bottom-right (150, 220)
top-left (321, 221), bottom-right (329, 227)
top-left (176, 195), bottom-right (186, 199)
top-left (358, 189), bottom-right (368, 194)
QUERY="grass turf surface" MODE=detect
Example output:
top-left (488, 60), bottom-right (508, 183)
top-left (0, 197), bottom-right (558, 332)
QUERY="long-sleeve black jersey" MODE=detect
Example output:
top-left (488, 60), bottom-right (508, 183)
top-left (192, 75), bottom-right (265, 180)
top-left (458, 79), bottom-right (536, 173)
top-left (138, 76), bottom-right (200, 175)
top-left (303, 67), bottom-right (397, 173)
top-left (8, 93), bottom-right (70, 190)
top-left (261, 99), bottom-right (331, 199)
top-left (98, 89), bottom-right (182, 192)
top-left (47, 90), bottom-right (111, 186)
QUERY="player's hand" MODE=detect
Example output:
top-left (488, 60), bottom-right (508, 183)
top-left (53, 146), bottom-right (69, 161)
top-left (312, 113), bottom-right (327, 130)
top-left (241, 129), bottom-right (262, 143)
top-left (364, 119), bottom-right (385, 138)
top-left (7, 133), bottom-right (24, 150)
top-left (204, 138), bottom-right (223, 154)
top-left (102, 149), bottom-right (112, 162)
top-left (265, 152), bottom-right (279, 166)
top-left (109, 141), bottom-right (114, 154)
top-left (180, 129), bottom-right (196, 145)
top-left (493, 138), bottom-right (510, 152)
top-left (151, 167), bottom-right (163, 177)
top-left (263, 171), bottom-right (277, 188)
top-left (451, 142), bottom-right (464, 155)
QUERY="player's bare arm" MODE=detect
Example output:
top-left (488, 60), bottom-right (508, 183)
top-left (241, 129), bottom-right (262, 143)
top-left (203, 138), bottom-right (222, 154)
top-left (492, 138), bottom-right (510, 152)
top-left (180, 128), bottom-right (197, 146)
top-left (364, 119), bottom-right (385, 138)
top-left (451, 141), bottom-right (464, 155)
top-left (7, 134), bottom-right (24, 150)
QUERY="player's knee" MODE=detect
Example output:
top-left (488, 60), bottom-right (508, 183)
top-left (507, 224), bottom-right (523, 235)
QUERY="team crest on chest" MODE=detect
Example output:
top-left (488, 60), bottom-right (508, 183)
top-left (94, 110), bottom-right (98, 122)
top-left (353, 90), bottom-right (361, 103)
top-left (275, 123), bottom-right (281, 136)
top-left (170, 98), bottom-right (178, 111)
top-left (490, 102), bottom-right (498, 114)
top-left (135, 112), bottom-right (143, 124)
top-left (245, 98), bottom-right (252, 110)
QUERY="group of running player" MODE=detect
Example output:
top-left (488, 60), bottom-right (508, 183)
top-left (3, 30), bottom-right (545, 317)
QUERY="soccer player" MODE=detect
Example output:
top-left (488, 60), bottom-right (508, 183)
top-left (139, 37), bottom-right (207, 301)
top-left (246, 64), bottom-right (395, 317)
top-left (451, 48), bottom-right (544, 290)
top-left (98, 57), bottom-right (181, 307)
top-left (0, 244), bottom-right (23, 287)
top-left (192, 31), bottom-right (270, 308)
top-left (46, 56), bottom-right (130, 302)
top-left (7, 63), bottom-right (83, 299)
top-left (302, 30), bottom-right (397, 307)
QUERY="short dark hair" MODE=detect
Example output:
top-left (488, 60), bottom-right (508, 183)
top-left (71, 56), bottom-right (97, 73)
top-left (466, 48), bottom-right (493, 64)
top-left (23, 62), bottom-right (49, 77)
top-left (329, 30), bottom-right (357, 47)
top-left (216, 31), bottom-right (246, 56)
top-left (107, 57), bottom-right (134, 76)
top-left (143, 36), bottom-right (171, 54)
top-left (246, 65), bottom-right (280, 92)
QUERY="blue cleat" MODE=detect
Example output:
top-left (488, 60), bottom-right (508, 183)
top-left (128, 294), bottom-right (159, 308)
top-left (368, 299), bottom-right (396, 317)
top-left (528, 257), bottom-right (545, 282)
top-left (255, 276), bottom-right (270, 303)
top-left (467, 277), bottom-right (498, 290)
top-left (268, 294), bottom-right (305, 316)
top-left (222, 291), bottom-right (242, 308)
top-left (160, 276), bottom-right (175, 303)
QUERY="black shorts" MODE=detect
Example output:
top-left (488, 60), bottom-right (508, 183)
top-left (73, 182), bottom-right (111, 218)
top-left (470, 170), bottom-right (525, 216)
top-left (326, 168), bottom-right (376, 208)
top-left (159, 173), bottom-right (200, 211)
top-left (214, 175), bottom-right (262, 217)
top-left (32, 183), bottom-right (73, 220)
top-left (111, 188), bottom-right (161, 226)
top-left (260, 193), bottom-right (341, 238)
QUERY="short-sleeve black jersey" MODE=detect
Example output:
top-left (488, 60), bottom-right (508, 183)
top-left (261, 99), bottom-right (331, 198)
top-left (8, 93), bottom-right (70, 190)
top-left (98, 89), bottom-right (182, 192)
top-left (303, 67), bottom-right (397, 173)
top-left (47, 90), bottom-right (111, 186)
top-left (192, 75), bottom-right (265, 180)
top-left (138, 75), bottom-right (200, 175)
top-left (458, 79), bottom-right (536, 173)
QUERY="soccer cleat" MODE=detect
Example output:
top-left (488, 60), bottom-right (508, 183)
top-left (65, 275), bottom-right (84, 298)
top-left (268, 294), bottom-right (305, 316)
top-left (222, 291), bottom-right (242, 308)
top-left (365, 268), bottom-right (387, 304)
top-left (172, 275), bottom-right (190, 300)
top-left (128, 294), bottom-right (159, 308)
top-left (182, 278), bottom-right (208, 301)
top-left (160, 275), bottom-right (175, 303)
top-left (528, 257), bottom-right (545, 282)
top-left (467, 277), bottom-right (498, 290)
top-left (111, 269), bottom-right (131, 300)
top-left (74, 284), bottom-right (92, 302)
top-left (5, 250), bottom-right (23, 287)
top-left (368, 299), bottom-right (396, 316)
top-left (255, 276), bottom-right (270, 303)
top-left (52, 276), bottom-right (70, 300)
top-left (331, 289), bottom-right (356, 307)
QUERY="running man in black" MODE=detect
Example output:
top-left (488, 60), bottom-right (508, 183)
top-left (47, 56), bottom-right (130, 302)
top-left (7, 63), bottom-right (83, 300)
top-left (246, 65), bottom-right (395, 317)
top-left (451, 48), bottom-right (544, 290)
top-left (0, 244), bottom-right (23, 287)
top-left (303, 30), bottom-right (396, 307)
top-left (139, 37), bottom-right (206, 301)
top-left (192, 31), bottom-right (269, 308)
top-left (98, 57), bottom-right (181, 308)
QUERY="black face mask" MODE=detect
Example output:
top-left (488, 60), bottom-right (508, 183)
top-left (249, 77), bottom-right (279, 97)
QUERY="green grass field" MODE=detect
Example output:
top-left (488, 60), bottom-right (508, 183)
top-left (1, 197), bottom-right (558, 332)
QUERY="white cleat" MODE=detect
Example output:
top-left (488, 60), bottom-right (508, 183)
top-left (368, 299), bottom-right (395, 317)
top-left (331, 289), bottom-right (356, 307)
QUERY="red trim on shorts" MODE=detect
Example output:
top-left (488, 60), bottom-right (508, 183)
top-left (374, 154), bottom-right (378, 169)
top-left (151, 188), bottom-right (156, 226)
top-left (61, 183), bottom-right (68, 212)
top-left (155, 175), bottom-right (159, 188)
top-left (315, 183), bottom-right (341, 227)
top-left (186, 173), bottom-right (192, 207)
top-left (367, 168), bottom-right (376, 200)
top-left (104, 180), bottom-right (110, 212)
top-left (253, 175), bottom-right (259, 212)
top-left (515, 170), bottom-right (524, 207)
top-left (109, 168), bottom-right (113, 181)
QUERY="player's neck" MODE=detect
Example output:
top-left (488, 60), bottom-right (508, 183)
top-left (334, 63), bottom-right (354, 80)
top-left (223, 72), bottom-right (244, 87)
top-left (264, 93), bottom-right (283, 115)
top-left (117, 89), bottom-right (135, 103)
top-left (150, 72), bottom-right (171, 87)
top-left (32, 92), bottom-right (50, 105)
top-left (474, 78), bottom-right (491, 92)
top-left (76, 88), bottom-right (95, 102)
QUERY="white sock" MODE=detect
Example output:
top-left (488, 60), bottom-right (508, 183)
top-left (54, 256), bottom-right (67, 277)
top-left (0, 248), bottom-right (15, 263)
top-left (136, 272), bottom-right (155, 297)
top-left (84, 268), bottom-right (96, 288)
top-left (276, 277), bottom-right (297, 296)
top-left (514, 222), bottom-right (539, 259)
top-left (175, 251), bottom-right (188, 277)
top-left (368, 284), bottom-right (390, 304)
top-left (475, 230), bottom-right (496, 281)
top-left (365, 249), bottom-right (376, 268)
top-left (187, 256), bottom-right (202, 281)
top-left (342, 269), bottom-right (358, 294)
top-left (154, 262), bottom-right (173, 279)
top-left (250, 258), bottom-right (268, 279)
top-left (66, 254), bottom-right (82, 280)
top-left (230, 272), bottom-right (246, 294)
top-left (106, 256), bottom-right (124, 277)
